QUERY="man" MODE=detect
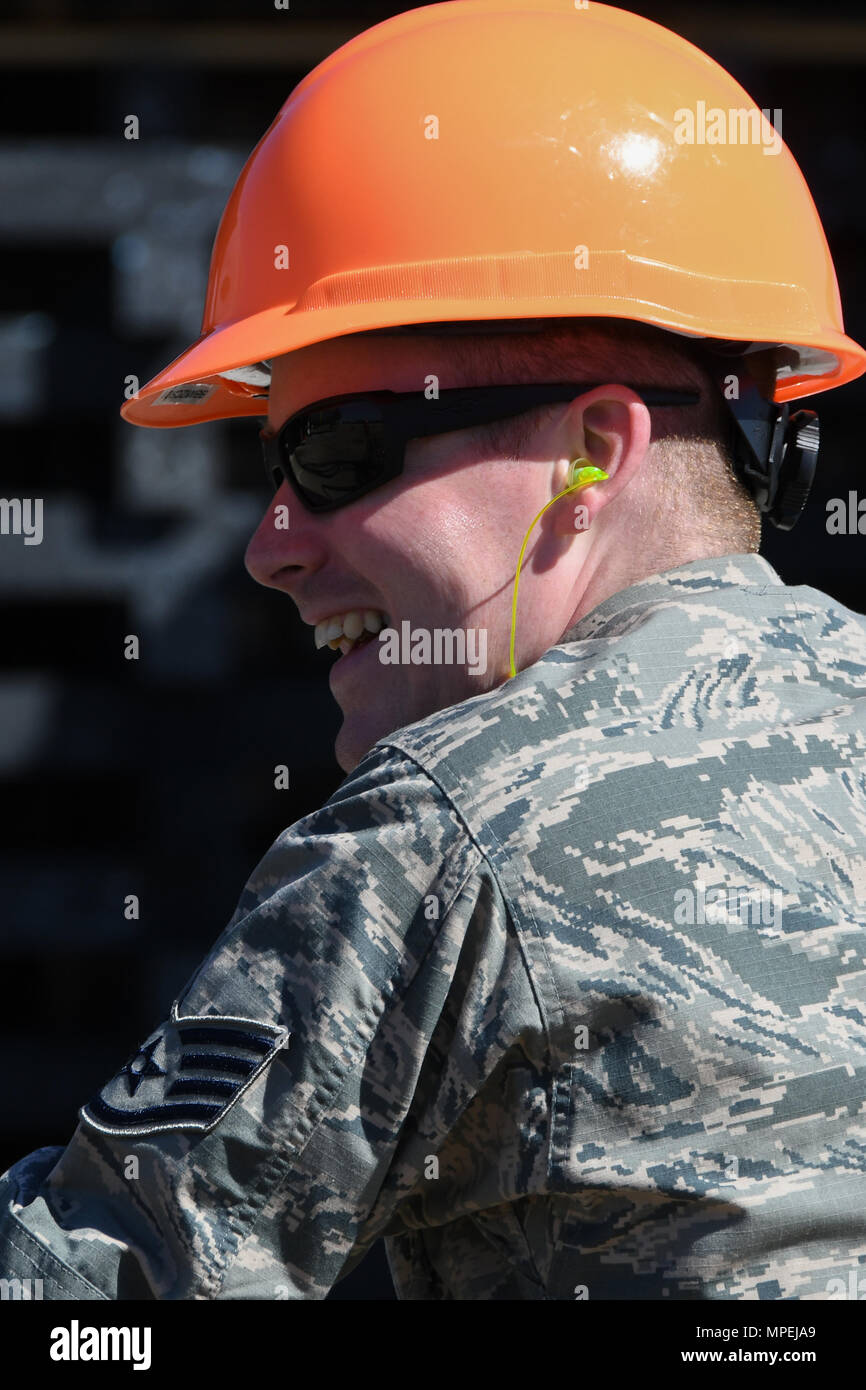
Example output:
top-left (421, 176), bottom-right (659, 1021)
top-left (1, 0), bottom-right (865, 1300)
top-left (250, 319), bottom-right (761, 777)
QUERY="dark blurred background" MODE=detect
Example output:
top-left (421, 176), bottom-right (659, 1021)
top-left (1, 0), bottom-right (864, 1300)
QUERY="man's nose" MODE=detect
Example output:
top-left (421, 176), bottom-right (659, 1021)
top-left (243, 482), bottom-right (326, 589)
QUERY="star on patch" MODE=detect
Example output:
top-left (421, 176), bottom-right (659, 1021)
top-left (119, 1036), bottom-right (165, 1096)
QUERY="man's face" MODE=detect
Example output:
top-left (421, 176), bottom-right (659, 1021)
top-left (244, 332), bottom-right (587, 773)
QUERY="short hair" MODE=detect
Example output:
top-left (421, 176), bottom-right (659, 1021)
top-left (374, 318), bottom-right (762, 561)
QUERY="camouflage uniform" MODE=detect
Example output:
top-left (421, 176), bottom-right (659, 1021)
top-left (1, 553), bottom-right (865, 1300)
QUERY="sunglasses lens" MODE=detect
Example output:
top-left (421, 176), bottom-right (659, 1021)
top-left (286, 403), bottom-right (389, 509)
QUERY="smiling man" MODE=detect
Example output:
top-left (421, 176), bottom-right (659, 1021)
top-left (1, 0), bottom-right (866, 1303)
top-left (250, 326), bottom-right (660, 773)
top-left (249, 319), bottom-right (761, 775)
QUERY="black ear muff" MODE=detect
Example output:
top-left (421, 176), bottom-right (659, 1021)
top-left (766, 410), bottom-right (819, 531)
top-left (709, 359), bottom-right (820, 531)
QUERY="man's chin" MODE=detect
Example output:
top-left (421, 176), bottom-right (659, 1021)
top-left (334, 714), bottom-right (389, 775)
top-left (332, 675), bottom-right (491, 773)
top-left (334, 697), bottom-right (420, 774)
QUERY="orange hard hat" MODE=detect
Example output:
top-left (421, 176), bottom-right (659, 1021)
top-left (120, 0), bottom-right (866, 430)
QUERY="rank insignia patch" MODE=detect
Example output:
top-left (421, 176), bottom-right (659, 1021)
top-left (80, 1005), bottom-right (290, 1138)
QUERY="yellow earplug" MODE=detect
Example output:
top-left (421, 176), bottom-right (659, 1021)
top-left (508, 458), bottom-right (609, 679)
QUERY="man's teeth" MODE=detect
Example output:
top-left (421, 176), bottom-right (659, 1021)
top-left (314, 609), bottom-right (389, 651)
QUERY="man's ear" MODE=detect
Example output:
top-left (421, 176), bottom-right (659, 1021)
top-left (550, 385), bottom-right (652, 536)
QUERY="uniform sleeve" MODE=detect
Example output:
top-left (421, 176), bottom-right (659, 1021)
top-left (0, 747), bottom-right (482, 1299)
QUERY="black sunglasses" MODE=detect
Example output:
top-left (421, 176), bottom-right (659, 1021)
top-left (260, 382), bottom-right (700, 513)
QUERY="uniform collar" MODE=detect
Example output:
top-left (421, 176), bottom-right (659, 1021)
top-left (560, 553), bottom-right (783, 643)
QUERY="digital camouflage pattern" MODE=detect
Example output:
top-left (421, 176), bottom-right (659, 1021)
top-left (1, 553), bottom-right (865, 1300)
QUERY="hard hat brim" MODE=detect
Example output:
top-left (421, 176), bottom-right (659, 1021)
top-left (120, 294), bottom-right (866, 429)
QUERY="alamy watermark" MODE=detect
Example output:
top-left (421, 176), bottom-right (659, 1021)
top-left (825, 1269), bottom-right (866, 1299)
top-left (1, 1276), bottom-right (43, 1300)
top-left (674, 101), bottom-right (782, 156)
top-left (0, 497), bottom-right (43, 545)
top-left (674, 883), bottom-right (783, 929)
top-left (826, 491), bottom-right (866, 534)
top-left (50, 1321), bottom-right (151, 1370)
top-left (378, 621), bottom-right (487, 676)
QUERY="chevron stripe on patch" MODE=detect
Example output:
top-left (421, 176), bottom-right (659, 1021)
top-left (80, 1004), bottom-right (290, 1138)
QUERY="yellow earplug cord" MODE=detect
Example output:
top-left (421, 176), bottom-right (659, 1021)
top-left (508, 460), bottom-right (609, 679)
